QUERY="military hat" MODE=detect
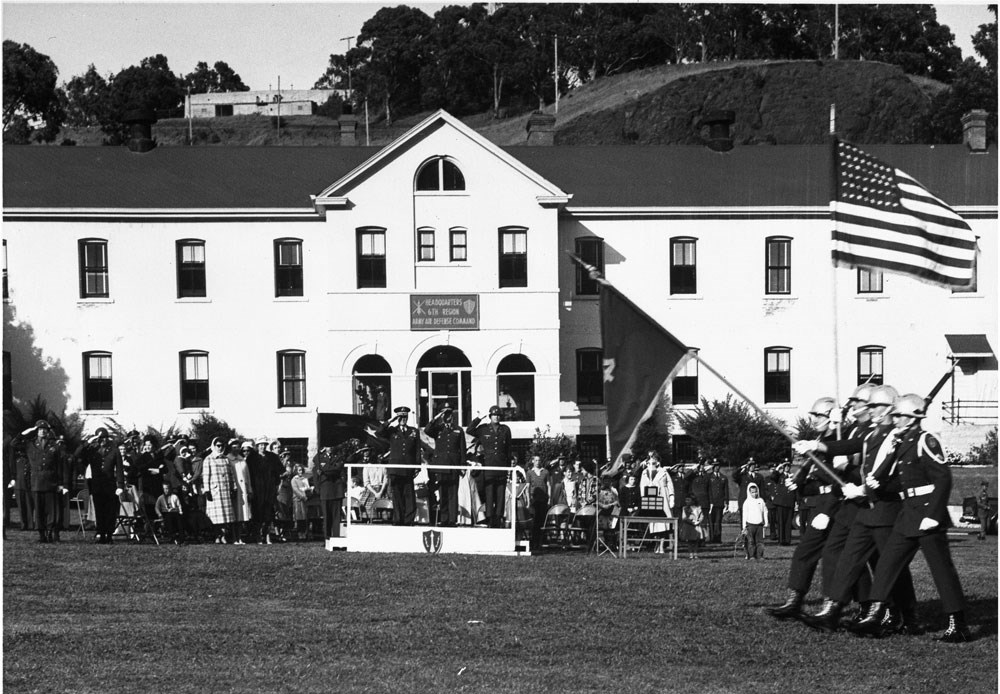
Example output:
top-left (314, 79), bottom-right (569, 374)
top-left (89, 427), bottom-right (110, 442)
top-left (488, 405), bottom-right (502, 416)
top-left (36, 419), bottom-right (51, 429)
top-left (393, 406), bottom-right (411, 415)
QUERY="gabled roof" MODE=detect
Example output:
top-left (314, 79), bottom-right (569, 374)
top-left (3, 138), bottom-right (996, 212)
top-left (314, 110), bottom-right (569, 205)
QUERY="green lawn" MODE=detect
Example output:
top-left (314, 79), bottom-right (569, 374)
top-left (3, 525), bottom-right (996, 693)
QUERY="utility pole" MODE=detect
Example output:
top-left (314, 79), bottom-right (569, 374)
top-left (277, 75), bottom-right (281, 143)
top-left (833, 4), bottom-right (839, 60)
top-left (341, 35), bottom-right (355, 92)
top-left (553, 34), bottom-right (559, 115)
top-left (186, 86), bottom-right (192, 145)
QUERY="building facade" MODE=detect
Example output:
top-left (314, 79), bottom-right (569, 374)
top-left (184, 88), bottom-right (347, 119)
top-left (3, 111), bottom-right (996, 461)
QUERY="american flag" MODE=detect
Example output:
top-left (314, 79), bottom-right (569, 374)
top-left (831, 141), bottom-right (977, 289)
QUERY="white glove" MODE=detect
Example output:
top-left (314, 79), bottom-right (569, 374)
top-left (793, 440), bottom-right (819, 455)
top-left (919, 518), bottom-right (939, 532)
top-left (865, 474), bottom-right (880, 490)
top-left (6, 480), bottom-right (14, 489)
top-left (810, 513), bottom-right (829, 530)
top-left (58, 486), bottom-right (68, 495)
top-left (115, 488), bottom-right (124, 497)
top-left (832, 455), bottom-right (850, 470)
top-left (841, 483), bottom-right (865, 499)
top-left (784, 478), bottom-right (798, 491)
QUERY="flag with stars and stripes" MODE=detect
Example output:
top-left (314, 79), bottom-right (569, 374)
top-left (831, 140), bottom-right (977, 289)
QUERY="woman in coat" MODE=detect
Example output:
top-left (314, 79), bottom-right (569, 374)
top-left (640, 452), bottom-right (675, 554)
top-left (202, 437), bottom-right (236, 543)
top-left (230, 441), bottom-right (254, 544)
top-left (290, 463), bottom-right (313, 540)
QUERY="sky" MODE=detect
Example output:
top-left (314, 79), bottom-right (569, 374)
top-left (1, 2), bottom-right (994, 92)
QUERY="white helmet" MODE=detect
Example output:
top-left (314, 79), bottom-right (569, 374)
top-left (809, 397), bottom-right (837, 417)
top-left (891, 393), bottom-right (926, 418)
top-left (847, 383), bottom-right (875, 405)
top-left (868, 384), bottom-right (899, 408)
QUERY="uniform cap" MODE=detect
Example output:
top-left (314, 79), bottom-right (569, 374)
top-left (393, 406), bottom-right (411, 415)
top-left (488, 405), bottom-right (502, 416)
top-left (34, 420), bottom-right (51, 430)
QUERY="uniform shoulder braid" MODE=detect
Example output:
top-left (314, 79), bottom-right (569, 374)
top-left (918, 431), bottom-right (945, 465)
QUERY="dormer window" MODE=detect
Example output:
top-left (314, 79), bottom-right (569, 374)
top-left (416, 157), bottom-right (465, 191)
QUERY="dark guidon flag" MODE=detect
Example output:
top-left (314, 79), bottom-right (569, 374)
top-left (599, 274), bottom-right (691, 468)
top-left (831, 140), bottom-right (977, 289)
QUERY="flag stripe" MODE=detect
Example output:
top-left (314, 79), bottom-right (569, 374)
top-left (831, 140), bottom-right (976, 289)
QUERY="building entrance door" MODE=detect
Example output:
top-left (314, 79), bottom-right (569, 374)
top-left (416, 346), bottom-right (472, 427)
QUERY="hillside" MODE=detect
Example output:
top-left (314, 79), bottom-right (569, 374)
top-left (58, 60), bottom-right (949, 148)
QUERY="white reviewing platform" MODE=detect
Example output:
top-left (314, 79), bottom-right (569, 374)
top-left (347, 525), bottom-right (518, 555)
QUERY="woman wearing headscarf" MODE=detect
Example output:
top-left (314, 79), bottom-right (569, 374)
top-left (202, 437), bottom-right (236, 543)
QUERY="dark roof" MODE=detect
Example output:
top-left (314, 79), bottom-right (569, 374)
top-left (3, 142), bottom-right (996, 210)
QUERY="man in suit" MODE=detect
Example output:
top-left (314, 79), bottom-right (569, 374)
top-left (77, 427), bottom-right (124, 544)
top-left (849, 394), bottom-right (971, 642)
top-left (706, 460), bottom-right (728, 543)
top-left (24, 420), bottom-right (70, 543)
top-left (424, 406), bottom-right (466, 527)
top-left (378, 406), bottom-right (420, 526)
top-left (314, 445), bottom-right (346, 550)
top-left (467, 405), bottom-right (512, 528)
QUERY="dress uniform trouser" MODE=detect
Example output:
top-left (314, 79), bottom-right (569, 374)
top-left (16, 489), bottom-right (34, 529)
top-left (774, 505), bottom-right (794, 545)
top-left (33, 491), bottom-right (59, 534)
top-left (708, 504), bottom-right (724, 542)
top-left (869, 529), bottom-right (966, 614)
top-left (434, 477), bottom-right (459, 526)
top-left (88, 481), bottom-right (119, 538)
top-left (787, 522), bottom-right (830, 593)
top-left (389, 476), bottom-right (415, 525)
top-left (830, 522), bottom-right (915, 611)
top-left (483, 476), bottom-right (507, 528)
top-left (321, 497), bottom-right (343, 538)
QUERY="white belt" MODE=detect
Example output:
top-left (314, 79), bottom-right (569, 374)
top-left (899, 484), bottom-right (934, 499)
top-left (818, 485), bottom-right (834, 494)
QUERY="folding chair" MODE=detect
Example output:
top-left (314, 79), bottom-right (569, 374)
top-left (349, 497), bottom-right (363, 523)
top-left (568, 504), bottom-right (597, 548)
top-left (372, 498), bottom-right (393, 523)
top-left (70, 489), bottom-right (91, 539)
top-left (541, 504), bottom-right (571, 549)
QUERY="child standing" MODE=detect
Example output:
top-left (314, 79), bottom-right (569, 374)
top-left (679, 495), bottom-right (707, 559)
top-left (742, 482), bottom-right (768, 560)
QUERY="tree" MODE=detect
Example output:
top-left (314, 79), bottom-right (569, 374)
top-left (355, 5), bottom-right (434, 124)
top-left (183, 60), bottom-right (250, 93)
top-left (101, 54), bottom-right (183, 142)
top-left (3, 40), bottom-right (64, 141)
top-left (62, 64), bottom-right (108, 127)
top-left (528, 426), bottom-right (577, 464)
top-left (629, 416), bottom-right (673, 465)
top-left (418, 4), bottom-right (492, 115)
top-left (188, 412), bottom-right (242, 454)
top-left (676, 395), bottom-right (790, 468)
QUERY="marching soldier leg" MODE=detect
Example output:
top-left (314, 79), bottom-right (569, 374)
top-left (919, 531), bottom-right (967, 615)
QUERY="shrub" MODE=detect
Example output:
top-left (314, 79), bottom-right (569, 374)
top-left (629, 404), bottom-right (673, 465)
top-left (964, 427), bottom-right (998, 466)
top-left (188, 412), bottom-right (243, 452)
top-left (676, 395), bottom-right (790, 468)
top-left (528, 426), bottom-right (577, 466)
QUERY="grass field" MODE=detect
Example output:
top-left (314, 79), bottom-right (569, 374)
top-left (3, 523), bottom-right (996, 694)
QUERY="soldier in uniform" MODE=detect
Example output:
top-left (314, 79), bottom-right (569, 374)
top-left (76, 427), bottom-right (125, 544)
top-left (684, 461), bottom-right (711, 546)
top-left (767, 396), bottom-right (844, 620)
top-left (24, 420), bottom-right (71, 543)
top-left (424, 406), bottom-right (466, 527)
top-left (314, 444), bottom-right (346, 550)
top-left (797, 385), bottom-right (919, 635)
top-left (378, 406), bottom-right (420, 526)
top-left (769, 460), bottom-right (796, 546)
top-left (9, 437), bottom-right (33, 531)
top-left (850, 394), bottom-right (971, 642)
top-left (466, 405), bottom-right (512, 528)
top-left (706, 460), bottom-right (728, 543)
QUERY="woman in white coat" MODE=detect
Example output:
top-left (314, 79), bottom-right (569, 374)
top-left (639, 452), bottom-right (675, 554)
top-left (229, 440), bottom-right (254, 544)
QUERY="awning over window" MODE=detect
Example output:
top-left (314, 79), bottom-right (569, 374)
top-left (945, 334), bottom-right (994, 358)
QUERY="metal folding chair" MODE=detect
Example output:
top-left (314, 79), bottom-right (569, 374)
top-left (70, 489), bottom-right (92, 539)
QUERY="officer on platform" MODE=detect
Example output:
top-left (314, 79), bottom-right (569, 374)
top-left (378, 406), bottom-right (420, 526)
top-left (467, 405), bottom-right (513, 528)
top-left (424, 405), bottom-right (466, 527)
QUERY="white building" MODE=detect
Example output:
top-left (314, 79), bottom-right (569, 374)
top-left (3, 110), bottom-right (996, 462)
top-left (184, 88), bottom-right (347, 119)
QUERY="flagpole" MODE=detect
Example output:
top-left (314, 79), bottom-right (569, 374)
top-left (829, 132), bottom-right (842, 425)
top-left (691, 352), bottom-right (847, 486)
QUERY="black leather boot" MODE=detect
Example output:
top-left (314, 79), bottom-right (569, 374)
top-left (936, 613), bottom-right (971, 643)
top-left (848, 601), bottom-right (886, 637)
top-left (767, 589), bottom-right (804, 620)
top-left (803, 599), bottom-right (844, 633)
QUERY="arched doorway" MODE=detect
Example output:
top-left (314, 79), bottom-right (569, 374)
top-left (352, 354), bottom-right (391, 420)
top-left (416, 346), bottom-right (471, 427)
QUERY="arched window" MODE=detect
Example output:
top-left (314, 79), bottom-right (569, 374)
top-left (353, 355), bottom-right (392, 420)
top-left (497, 354), bottom-right (535, 421)
top-left (416, 346), bottom-right (472, 427)
top-left (415, 157), bottom-right (465, 191)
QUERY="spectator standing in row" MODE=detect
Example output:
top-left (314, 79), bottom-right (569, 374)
top-left (706, 461), bottom-right (728, 544)
top-left (203, 437), bottom-right (236, 544)
top-left (770, 460), bottom-right (796, 546)
top-left (526, 455), bottom-right (550, 551)
top-left (231, 441), bottom-right (254, 544)
top-left (314, 445), bottom-right (346, 550)
top-left (679, 495), bottom-right (707, 559)
top-left (358, 448), bottom-right (387, 521)
top-left (685, 462), bottom-right (711, 546)
top-left (742, 482), bottom-right (768, 560)
top-left (249, 438), bottom-right (283, 544)
top-left (640, 452), bottom-right (674, 554)
top-left (548, 458), bottom-right (567, 506)
top-left (734, 458), bottom-right (766, 517)
top-left (290, 463), bottom-right (313, 540)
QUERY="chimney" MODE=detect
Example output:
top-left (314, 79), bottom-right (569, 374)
top-left (123, 108), bottom-right (157, 153)
top-left (525, 112), bottom-right (556, 146)
top-left (961, 109), bottom-right (988, 152)
top-left (338, 104), bottom-right (358, 146)
top-left (699, 110), bottom-right (735, 152)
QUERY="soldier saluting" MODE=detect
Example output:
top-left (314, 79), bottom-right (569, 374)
top-left (466, 405), bottom-right (512, 528)
top-left (377, 406), bottom-right (420, 526)
top-left (424, 406), bottom-right (466, 527)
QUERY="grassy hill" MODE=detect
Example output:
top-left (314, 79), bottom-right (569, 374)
top-left (58, 59), bottom-right (949, 148)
